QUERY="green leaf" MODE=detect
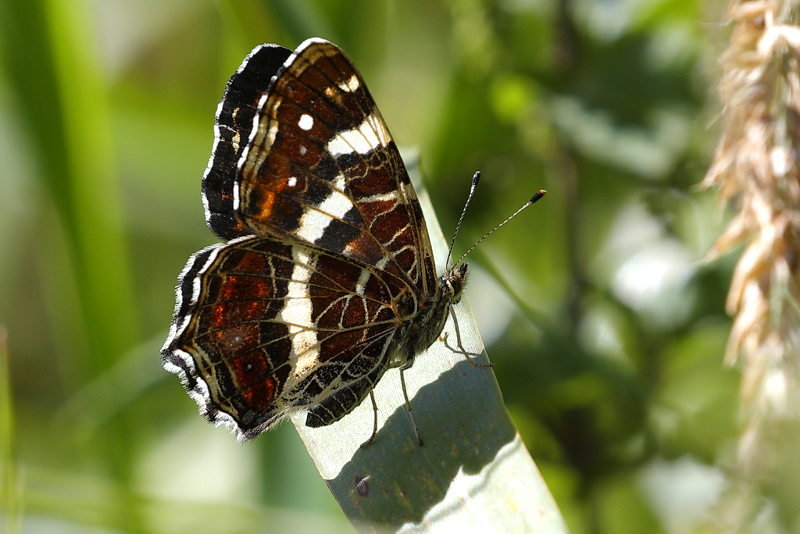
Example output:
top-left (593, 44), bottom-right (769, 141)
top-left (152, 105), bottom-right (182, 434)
top-left (291, 159), bottom-right (567, 532)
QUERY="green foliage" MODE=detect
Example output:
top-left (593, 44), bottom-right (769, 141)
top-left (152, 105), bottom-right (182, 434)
top-left (0, 0), bottom-right (759, 532)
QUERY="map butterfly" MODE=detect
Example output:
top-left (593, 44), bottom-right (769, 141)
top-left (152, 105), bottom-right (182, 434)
top-left (162, 38), bottom-right (544, 443)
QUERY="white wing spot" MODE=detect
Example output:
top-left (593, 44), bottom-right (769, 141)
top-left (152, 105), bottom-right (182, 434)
top-left (299, 113), bottom-right (314, 130)
top-left (360, 191), bottom-right (399, 203)
top-left (281, 248), bottom-right (318, 379)
top-left (338, 74), bottom-right (360, 93)
top-left (287, 176), bottom-right (297, 188)
top-left (327, 112), bottom-right (391, 156)
top-left (296, 175), bottom-right (351, 243)
top-left (267, 121), bottom-right (278, 146)
top-left (355, 269), bottom-right (371, 295)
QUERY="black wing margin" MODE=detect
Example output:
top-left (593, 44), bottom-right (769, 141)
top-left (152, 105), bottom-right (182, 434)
top-left (203, 44), bottom-right (292, 240)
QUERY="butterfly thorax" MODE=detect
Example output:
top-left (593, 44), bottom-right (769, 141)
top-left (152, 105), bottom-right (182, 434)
top-left (391, 263), bottom-right (469, 368)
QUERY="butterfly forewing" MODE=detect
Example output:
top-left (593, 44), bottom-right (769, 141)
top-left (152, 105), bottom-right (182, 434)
top-left (232, 39), bottom-right (437, 297)
top-left (203, 44), bottom-right (293, 240)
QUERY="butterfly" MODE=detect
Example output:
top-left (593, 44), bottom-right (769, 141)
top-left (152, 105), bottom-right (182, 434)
top-left (161, 38), bottom-right (544, 444)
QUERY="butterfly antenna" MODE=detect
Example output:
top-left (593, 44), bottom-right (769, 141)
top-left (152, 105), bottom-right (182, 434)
top-left (445, 171), bottom-right (481, 268)
top-left (452, 189), bottom-right (547, 268)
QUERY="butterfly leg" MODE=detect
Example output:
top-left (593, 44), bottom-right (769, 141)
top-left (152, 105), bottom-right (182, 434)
top-left (359, 392), bottom-right (379, 448)
top-left (400, 362), bottom-right (424, 447)
top-left (441, 308), bottom-right (492, 369)
top-left (305, 354), bottom-right (389, 447)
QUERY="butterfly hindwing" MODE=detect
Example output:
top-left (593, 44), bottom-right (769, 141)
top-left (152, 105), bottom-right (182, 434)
top-left (163, 235), bottom-right (407, 438)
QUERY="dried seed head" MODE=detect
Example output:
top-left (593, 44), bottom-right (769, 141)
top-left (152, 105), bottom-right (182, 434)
top-left (704, 0), bottom-right (800, 506)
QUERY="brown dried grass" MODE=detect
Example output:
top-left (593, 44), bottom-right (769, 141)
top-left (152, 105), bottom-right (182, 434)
top-left (703, 0), bottom-right (800, 526)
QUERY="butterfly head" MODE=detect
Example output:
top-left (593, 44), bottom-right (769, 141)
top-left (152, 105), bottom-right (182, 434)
top-left (442, 263), bottom-right (469, 305)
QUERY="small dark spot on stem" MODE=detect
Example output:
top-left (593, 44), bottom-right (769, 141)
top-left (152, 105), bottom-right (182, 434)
top-left (354, 474), bottom-right (369, 497)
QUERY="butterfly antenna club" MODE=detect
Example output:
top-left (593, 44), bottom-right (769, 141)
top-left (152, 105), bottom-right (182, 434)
top-left (452, 188), bottom-right (547, 268)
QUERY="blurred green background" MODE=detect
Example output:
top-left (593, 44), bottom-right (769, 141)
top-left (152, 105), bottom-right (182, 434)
top-left (0, 0), bottom-right (750, 532)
